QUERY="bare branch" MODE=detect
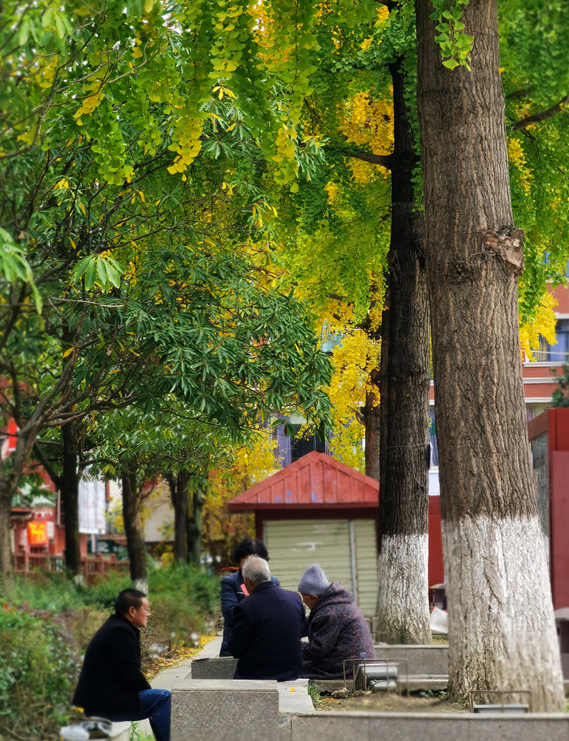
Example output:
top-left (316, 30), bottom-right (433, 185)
top-left (512, 94), bottom-right (569, 131)
top-left (343, 150), bottom-right (393, 169)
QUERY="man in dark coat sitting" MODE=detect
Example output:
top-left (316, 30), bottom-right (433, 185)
top-left (228, 556), bottom-right (304, 681)
top-left (73, 589), bottom-right (170, 741)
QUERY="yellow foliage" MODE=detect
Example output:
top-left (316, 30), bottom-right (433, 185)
top-left (507, 136), bottom-right (532, 197)
top-left (520, 289), bottom-right (558, 361)
top-left (341, 92), bottom-right (393, 184)
top-left (204, 429), bottom-right (280, 553)
top-left (321, 301), bottom-right (381, 472)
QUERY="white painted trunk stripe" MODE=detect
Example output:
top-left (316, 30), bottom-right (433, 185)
top-left (443, 515), bottom-right (564, 711)
top-left (378, 533), bottom-right (431, 644)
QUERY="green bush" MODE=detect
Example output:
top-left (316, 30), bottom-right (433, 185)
top-left (0, 564), bottom-right (221, 738)
top-left (2, 569), bottom-right (133, 612)
top-left (0, 606), bottom-right (77, 740)
top-left (144, 564), bottom-right (220, 649)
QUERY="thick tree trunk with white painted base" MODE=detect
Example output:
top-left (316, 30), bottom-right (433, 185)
top-left (416, 0), bottom-right (564, 710)
top-left (378, 56), bottom-right (431, 645)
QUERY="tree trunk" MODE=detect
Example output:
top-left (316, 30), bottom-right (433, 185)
top-left (377, 56), bottom-right (431, 645)
top-left (364, 367), bottom-right (380, 481)
top-left (188, 486), bottom-right (205, 566)
top-left (121, 467), bottom-right (148, 592)
top-left (168, 470), bottom-right (190, 563)
top-left (0, 424), bottom-right (47, 577)
top-left (0, 480), bottom-right (12, 579)
top-left (61, 422), bottom-right (82, 577)
top-left (416, 0), bottom-right (564, 709)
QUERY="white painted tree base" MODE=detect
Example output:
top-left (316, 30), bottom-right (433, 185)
top-left (134, 579), bottom-right (148, 595)
top-left (378, 533), bottom-right (431, 644)
top-left (443, 514), bottom-right (565, 711)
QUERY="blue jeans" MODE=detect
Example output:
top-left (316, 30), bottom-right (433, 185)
top-left (100, 689), bottom-right (171, 741)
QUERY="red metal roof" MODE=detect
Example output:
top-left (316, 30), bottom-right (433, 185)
top-left (227, 451), bottom-right (379, 511)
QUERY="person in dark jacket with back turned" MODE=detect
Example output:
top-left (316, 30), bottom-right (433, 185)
top-left (228, 556), bottom-right (304, 680)
top-left (298, 564), bottom-right (375, 679)
top-left (220, 538), bottom-right (280, 656)
top-left (73, 589), bottom-right (171, 741)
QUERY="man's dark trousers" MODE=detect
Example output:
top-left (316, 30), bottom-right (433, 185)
top-left (101, 689), bottom-right (170, 741)
top-left (73, 613), bottom-right (171, 741)
top-left (228, 580), bottom-right (304, 680)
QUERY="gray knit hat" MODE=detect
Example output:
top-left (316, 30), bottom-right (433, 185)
top-left (298, 564), bottom-right (330, 596)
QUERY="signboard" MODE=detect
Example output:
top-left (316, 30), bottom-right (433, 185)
top-left (89, 538), bottom-right (129, 560)
top-left (79, 474), bottom-right (106, 534)
top-left (27, 521), bottom-right (48, 546)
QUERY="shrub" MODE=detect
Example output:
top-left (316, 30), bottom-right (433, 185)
top-left (0, 606), bottom-right (78, 740)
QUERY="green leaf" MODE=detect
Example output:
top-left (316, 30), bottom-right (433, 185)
top-left (18, 20), bottom-right (30, 46)
top-left (96, 255), bottom-right (109, 289)
top-left (85, 258), bottom-right (97, 290)
top-left (443, 58), bottom-right (460, 70)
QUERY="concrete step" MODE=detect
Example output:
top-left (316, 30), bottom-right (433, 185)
top-left (278, 679), bottom-right (314, 714)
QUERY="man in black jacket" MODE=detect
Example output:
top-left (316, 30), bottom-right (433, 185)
top-left (73, 589), bottom-right (170, 741)
top-left (228, 556), bottom-right (304, 680)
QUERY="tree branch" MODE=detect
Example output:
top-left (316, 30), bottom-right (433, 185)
top-left (33, 443), bottom-right (62, 488)
top-left (343, 151), bottom-right (394, 169)
top-left (512, 94), bottom-right (569, 130)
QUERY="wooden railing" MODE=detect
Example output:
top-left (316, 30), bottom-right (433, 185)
top-left (13, 552), bottom-right (129, 584)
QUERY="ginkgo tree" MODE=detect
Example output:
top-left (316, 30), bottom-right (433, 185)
top-left (416, 0), bottom-right (569, 710)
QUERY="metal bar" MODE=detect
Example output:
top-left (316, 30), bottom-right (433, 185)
top-left (349, 520), bottom-right (358, 604)
top-left (468, 690), bottom-right (533, 713)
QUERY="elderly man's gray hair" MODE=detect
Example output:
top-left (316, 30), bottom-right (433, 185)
top-left (242, 556), bottom-right (271, 586)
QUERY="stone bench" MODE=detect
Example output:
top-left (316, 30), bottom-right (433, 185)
top-left (171, 678), bottom-right (279, 741)
top-left (191, 656), bottom-right (238, 679)
top-left (283, 712), bottom-right (569, 741)
top-left (108, 722), bottom-right (131, 741)
top-left (190, 645), bottom-right (449, 682)
top-left (374, 644), bottom-right (449, 675)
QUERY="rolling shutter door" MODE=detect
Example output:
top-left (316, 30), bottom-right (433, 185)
top-left (265, 519), bottom-right (379, 616)
top-left (265, 520), bottom-right (353, 596)
top-left (353, 519), bottom-right (379, 617)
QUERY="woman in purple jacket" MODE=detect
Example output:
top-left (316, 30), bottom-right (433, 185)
top-left (298, 564), bottom-right (375, 679)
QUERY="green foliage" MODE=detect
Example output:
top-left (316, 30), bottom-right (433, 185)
top-left (0, 228), bottom-right (42, 311)
top-left (551, 365), bottom-right (569, 407)
top-left (147, 563), bottom-right (220, 641)
top-left (3, 563), bottom-right (219, 618)
top-left (500, 0), bottom-right (569, 321)
top-left (430, 0), bottom-right (473, 70)
top-left (0, 606), bottom-right (77, 739)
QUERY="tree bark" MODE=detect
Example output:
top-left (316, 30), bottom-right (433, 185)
top-left (167, 470), bottom-right (190, 563)
top-left (416, 0), bottom-right (564, 709)
top-left (0, 481), bottom-right (12, 579)
top-left (377, 55), bottom-right (431, 645)
top-left (364, 367), bottom-right (380, 481)
top-left (121, 467), bottom-right (148, 592)
top-left (188, 486), bottom-right (205, 566)
top-left (61, 422), bottom-right (82, 577)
